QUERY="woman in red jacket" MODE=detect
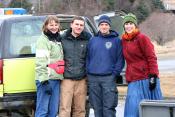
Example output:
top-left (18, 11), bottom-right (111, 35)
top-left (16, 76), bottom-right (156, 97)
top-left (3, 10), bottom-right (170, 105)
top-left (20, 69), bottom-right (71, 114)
top-left (122, 13), bottom-right (163, 117)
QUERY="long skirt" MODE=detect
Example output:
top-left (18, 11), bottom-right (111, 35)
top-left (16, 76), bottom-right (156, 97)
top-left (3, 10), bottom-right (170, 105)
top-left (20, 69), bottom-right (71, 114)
top-left (124, 78), bottom-right (163, 117)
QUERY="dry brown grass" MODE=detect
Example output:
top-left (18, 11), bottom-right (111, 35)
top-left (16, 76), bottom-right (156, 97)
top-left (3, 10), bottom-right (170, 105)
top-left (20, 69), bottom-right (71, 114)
top-left (153, 40), bottom-right (175, 57)
top-left (118, 69), bottom-right (175, 98)
top-left (118, 73), bottom-right (175, 98)
top-left (159, 73), bottom-right (175, 98)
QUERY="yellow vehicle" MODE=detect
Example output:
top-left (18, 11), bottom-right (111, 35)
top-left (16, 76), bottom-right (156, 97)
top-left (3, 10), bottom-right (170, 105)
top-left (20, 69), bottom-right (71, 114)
top-left (0, 15), bottom-right (45, 116)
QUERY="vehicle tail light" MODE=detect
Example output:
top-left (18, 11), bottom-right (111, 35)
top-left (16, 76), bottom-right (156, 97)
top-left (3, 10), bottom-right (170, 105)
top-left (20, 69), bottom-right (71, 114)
top-left (0, 59), bottom-right (3, 84)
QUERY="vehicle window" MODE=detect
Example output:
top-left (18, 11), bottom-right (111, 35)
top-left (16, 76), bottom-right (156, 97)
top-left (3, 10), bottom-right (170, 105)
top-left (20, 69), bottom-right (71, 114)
top-left (60, 21), bottom-right (71, 31)
top-left (110, 16), bottom-right (124, 37)
top-left (9, 19), bottom-right (43, 56)
top-left (85, 20), bottom-right (96, 36)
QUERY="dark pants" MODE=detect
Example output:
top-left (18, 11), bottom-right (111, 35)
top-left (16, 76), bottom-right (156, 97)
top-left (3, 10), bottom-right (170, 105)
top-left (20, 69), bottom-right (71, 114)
top-left (87, 74), bottom-right (118, 117)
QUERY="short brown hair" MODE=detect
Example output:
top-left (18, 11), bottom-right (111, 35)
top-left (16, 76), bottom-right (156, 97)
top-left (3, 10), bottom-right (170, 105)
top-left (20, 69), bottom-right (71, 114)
top-left (71, 16), bottom-right (85, 23)
top-left (42, 15), bottom-right (60, 32)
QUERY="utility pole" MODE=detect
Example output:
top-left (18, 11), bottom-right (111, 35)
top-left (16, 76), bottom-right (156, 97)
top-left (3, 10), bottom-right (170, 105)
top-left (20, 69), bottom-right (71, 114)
top-left (38, 0), bottom-right (40, 13)
top-left (21, 0), bottom-right (22, 8)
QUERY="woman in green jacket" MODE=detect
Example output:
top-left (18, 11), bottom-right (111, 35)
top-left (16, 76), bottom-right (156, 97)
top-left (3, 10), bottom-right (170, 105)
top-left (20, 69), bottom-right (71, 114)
top-left (35, 15), bottom-right (64, 117)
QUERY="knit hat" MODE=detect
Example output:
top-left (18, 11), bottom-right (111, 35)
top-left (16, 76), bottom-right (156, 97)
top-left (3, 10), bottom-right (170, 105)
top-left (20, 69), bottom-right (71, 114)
top-left (123, 13), bottom-right (137, 26)
top-left (98, 15), bottom-right (111, 26)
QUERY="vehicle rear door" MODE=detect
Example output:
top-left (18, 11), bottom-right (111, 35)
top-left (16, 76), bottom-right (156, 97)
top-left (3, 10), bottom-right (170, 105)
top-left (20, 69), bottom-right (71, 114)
top-left (2, 16), bottom-right (45, 93)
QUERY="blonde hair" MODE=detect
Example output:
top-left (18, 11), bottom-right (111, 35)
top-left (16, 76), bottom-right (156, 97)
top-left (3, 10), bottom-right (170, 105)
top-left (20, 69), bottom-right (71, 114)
top-left (42, 15), bottom-right (60, 32)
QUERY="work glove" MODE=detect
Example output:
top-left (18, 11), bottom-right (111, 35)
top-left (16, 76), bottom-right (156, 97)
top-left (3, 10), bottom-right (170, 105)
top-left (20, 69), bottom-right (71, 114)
top-left (47, 60), bottom-right (65, 74)
top-left (115, 75), bottom-right (123, 84)
top-left (148, 74), bottom-right (157, 91)
top-left (41, 80), bottom-right (52, 95)
top-left (41, 80), bottom-right (49, 85)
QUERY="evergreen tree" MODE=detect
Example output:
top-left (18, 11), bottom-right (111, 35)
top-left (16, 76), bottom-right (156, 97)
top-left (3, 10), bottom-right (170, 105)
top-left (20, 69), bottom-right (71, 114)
top-left (8, 0), bottom-right (32, 12)
top-left (135, 1), bottom-right (150, 23)
top-left (0, 3), bottom-right (4, 7)
top-left (102, 0), bottom-right (116, 11)
top-left (152, 0), bottom-right (164, 10)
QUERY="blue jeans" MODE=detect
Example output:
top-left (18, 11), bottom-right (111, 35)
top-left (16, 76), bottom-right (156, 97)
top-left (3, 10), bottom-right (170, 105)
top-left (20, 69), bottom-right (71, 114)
top-left (35, 80), bottom-right (60, 117)
top-left (87, 74), bottom-right (118, 117)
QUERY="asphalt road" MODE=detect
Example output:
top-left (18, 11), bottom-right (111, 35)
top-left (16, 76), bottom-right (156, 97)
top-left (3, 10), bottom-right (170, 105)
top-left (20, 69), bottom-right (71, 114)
top-left (158, 58), bottom-right (175, 73)
top-left (89, 100), bottom-right (125, 117)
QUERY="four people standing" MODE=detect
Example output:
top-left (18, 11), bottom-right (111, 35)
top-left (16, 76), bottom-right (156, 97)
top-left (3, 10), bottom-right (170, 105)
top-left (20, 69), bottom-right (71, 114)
top-left (86, 15), bottom-right (125, 117)
top-left (122, 13), bottom-right (163, 117)
top-left (35, 13), bottom-right (163, 117)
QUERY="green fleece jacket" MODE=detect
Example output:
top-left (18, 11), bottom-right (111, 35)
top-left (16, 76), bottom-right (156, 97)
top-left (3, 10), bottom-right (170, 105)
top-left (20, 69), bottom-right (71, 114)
top-left (35, 34), bottom-right (64, 82)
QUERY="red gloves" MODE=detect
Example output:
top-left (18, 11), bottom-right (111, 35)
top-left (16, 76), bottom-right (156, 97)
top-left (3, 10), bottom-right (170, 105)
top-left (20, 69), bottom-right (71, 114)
top-left (48, 60), bottom-right (65, 74)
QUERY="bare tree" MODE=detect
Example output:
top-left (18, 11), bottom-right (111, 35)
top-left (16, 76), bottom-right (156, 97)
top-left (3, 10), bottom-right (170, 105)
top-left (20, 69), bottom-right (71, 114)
top-left (140, 12), bottom-right (175, 45)
top-left (39, 0), bottom-right (103, 17)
